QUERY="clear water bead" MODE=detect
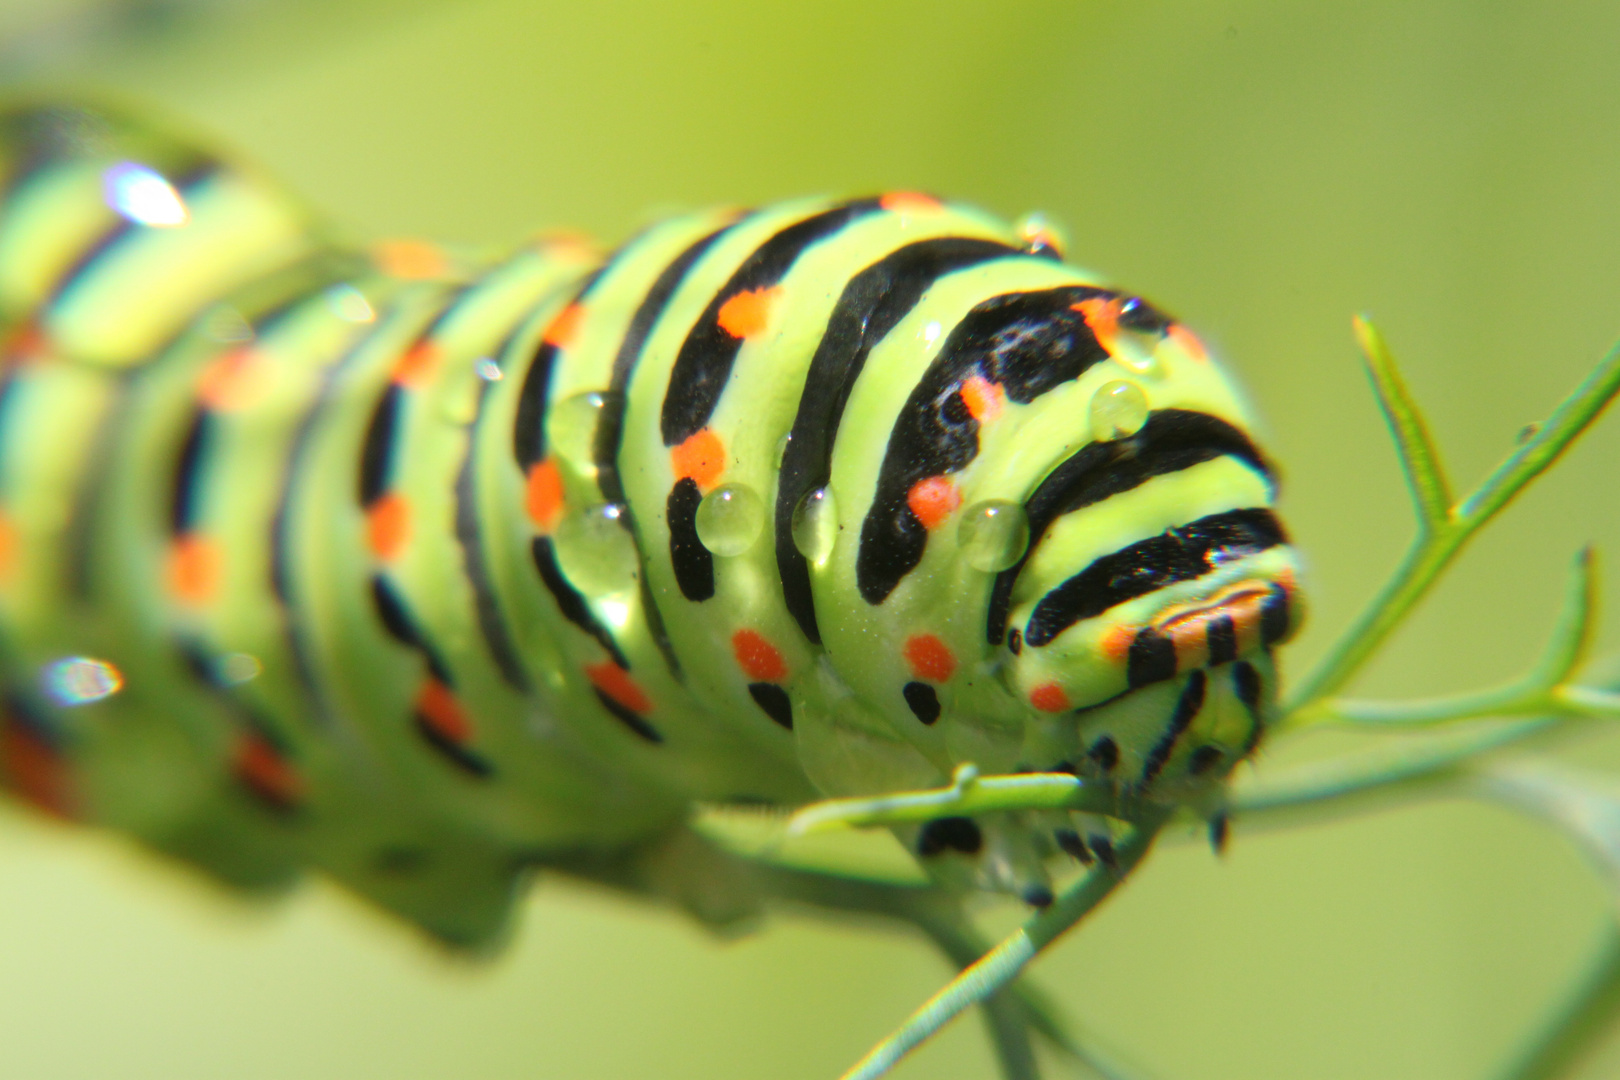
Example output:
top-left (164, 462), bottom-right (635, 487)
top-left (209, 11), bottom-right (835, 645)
top-left (42, 656), bottom-right (123, 705)
top-left (553, 503), bottom-right (638, 595)
top-left (551, 391), bottom-right (609, 469)
top-left (218, 653), bottom-right (263, 685)
top-left (696, 483), bottom-right (764, 556)
top-left (1014, 210), bottom-right (1069, 258)
top-left (791, 487), bottom-right (839, 566)
top-left (1089, 380), bottom-right (1149, 440)
top-left (958, 501), bottom-right (1030, 572)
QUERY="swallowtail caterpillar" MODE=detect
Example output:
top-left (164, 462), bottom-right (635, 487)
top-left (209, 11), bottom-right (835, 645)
top-left (0, 100), bottom-right (1308, 1073)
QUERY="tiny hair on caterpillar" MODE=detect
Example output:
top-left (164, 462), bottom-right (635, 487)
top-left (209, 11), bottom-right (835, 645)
top-left (0, 99), bottom-right (1308, 1074)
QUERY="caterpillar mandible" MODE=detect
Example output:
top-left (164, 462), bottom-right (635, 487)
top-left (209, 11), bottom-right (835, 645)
top-left (0, 98), bottom-right (1299, 1042)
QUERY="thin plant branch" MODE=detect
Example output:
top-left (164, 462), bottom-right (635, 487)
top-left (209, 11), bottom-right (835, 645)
top-left (1284, 322), bottom-right (1620, 716)
top-left (838, 817), bottom-right (1167, 1080)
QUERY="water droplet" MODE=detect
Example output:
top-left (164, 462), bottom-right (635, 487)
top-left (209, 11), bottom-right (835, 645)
top-left (1109, 328), bottom-right (1164, 377)
top-left (1089, 380), bottom-right (1148, 440)
top-left (922, 320), bottom-right (942, 344)
top-left (553, 503), bottom-right (638, 595)
top-left (696, 483), bottom-right (765, 556)
top-left (958, 501), bottom-right (1030, 572)
top-left (475, 357), bottom-right (503, 381)
top-left (218, 653), bottom-right (262, 685)
top-left (325, 284), bottom-right (375, 324)
top-left (774, 431), bottom-right (792, 468)
top-left (791, 487), bottom-right (838, 566)
top-left (103, 162), bottom-right (188, 227)
top-left (550, 391), bottom-right (609, 469)
top-left (42, 656), bottom-right (123, 705)
top-left (1014, 211), bottom-right (1068, 258)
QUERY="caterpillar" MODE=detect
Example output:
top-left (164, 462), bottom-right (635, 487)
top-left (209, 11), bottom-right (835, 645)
top-left (0, 101), bottom-right (1300, 953)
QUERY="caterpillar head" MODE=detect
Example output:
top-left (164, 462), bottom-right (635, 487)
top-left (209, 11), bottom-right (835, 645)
top-left (812, 284), bottom-right (1302, 875)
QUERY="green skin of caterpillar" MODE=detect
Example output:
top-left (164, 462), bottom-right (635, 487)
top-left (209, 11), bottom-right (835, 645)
top-left (0, 105), bottom-right (1301, 946)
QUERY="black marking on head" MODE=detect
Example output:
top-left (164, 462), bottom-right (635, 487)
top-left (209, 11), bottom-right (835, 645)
top-left (1209, 812), bottom-right (1230, 854)
top-left (667, 477), bottom-right (713, 601)
top-left (1089, 834), bottom-right (1118, 870)
top-left (775, 236), bottom-right (1022, 642)
top-left (1260, 583), bottom-right (1291, 644)
top-left (1206, 613), bottom-right (1238, 665)
top-left (902, 681), bottom-right (941, 725)
top-left (1233, 660), bottom-right (1263, 714)
top-left (1127, 629), bottom-right (1178, 689)
top-left (529, 537), bottom-right (629, 670)
top-left (358, 382), bottom-right (403, 504)
top-left (369, 573), bottom-right (452, 684)
top-left (592, 688), bottom-right (663, 743)
top-left (1237, 657), bottom-right (1267, 759)
top-left (747, 683), bottom-right (794, 729)
top-left (1022, 884), bottom-right (1054, 908)
top-left (412, 713), bottom-right (494, 777)
top-left (1188, 744), bottom-right (1224, 775)
top-left (661, 199), bottom-right (884, 449)
top-left (453, 436), bottom-right (531, 692)
top-left (855, 287), bottom-right (1116, 604)
top-left (916, 816), bottom-right (983, 857)
top-left (1054, 828), bottom-right (1094, 864)
top-left (170, 409), bottom-right (211, 534)
top-left (1007, 627), bottom-right (1022, 654)
top-left (1087, 735), bottom-right (1119, 773)
top-left (986, 410), bottom-right (1277, 644)
top-left (1140, 669), bottom-right (1208, 786)
top-left (1025, 509), bottom-right (1287, 648)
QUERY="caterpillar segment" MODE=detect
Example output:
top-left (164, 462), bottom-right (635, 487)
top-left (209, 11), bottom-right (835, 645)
top-left (0, 103), bottom-right (1302, 943)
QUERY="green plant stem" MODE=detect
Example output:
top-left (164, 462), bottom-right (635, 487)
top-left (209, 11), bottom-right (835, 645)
top-left (1231, 717), bottom-right (1558, 826)
top-left (1285, 332), bottom-right (1620, 715)
top-left (838, 818), bottom-right (1165, 1080)
top-left (1495, 923), bottom-right (1620, 1080)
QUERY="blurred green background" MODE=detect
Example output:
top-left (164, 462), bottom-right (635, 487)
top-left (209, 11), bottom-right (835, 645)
top-left (0, 1), bottom-right (1619, 1077)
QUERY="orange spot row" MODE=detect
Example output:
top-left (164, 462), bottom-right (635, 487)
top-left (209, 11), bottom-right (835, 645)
top-left (1072, 297), bottom-right (1123, 341)
top-left (880, 192), bottom-right (943, 214)
top-left (0, 716), bottom-right (74, 819)
top-left (197, 346), bottom-right (268, 412)
top-left (904, 634), bottom-right (956, 683)
top-left (543, 303), bottom-right (586, 350)
top-left (232, 732), bottom-right (304, 808)
top-left (1167, 324), bottom-right (1209, 363)
top-left (732, 629), bottom-right (787, 682)
top-left (373, 238), bottom-right (453, 281)
top-left (390, 340), bottom-right (441, 388)
top-left (959, 374), bottom-right (1003, 422)
top-left (1, 320), bottom-right (48, 363)
top-left (0, 511), bottom-right (17, 584)
top-left (366, 493), bottom-right (411, 561)
top-left (1029, 683), bottom-right (1070, 713)
top-left (671, 427), bottom-right (726, 490)
top-left (716, 286), bottom-right (782, 340)
top-left (907, 476), bottom-right (960, 530)
top-left (416, 678), bottom-right (474, 743)
top-left (525, 458), bottom-right (565, 531)
top-left (585, 661), bottom-right (653, 715)
top-left (169, 533), bottom-right (220, 606)
top-left (1099, 623), bottom-right (1137, 663)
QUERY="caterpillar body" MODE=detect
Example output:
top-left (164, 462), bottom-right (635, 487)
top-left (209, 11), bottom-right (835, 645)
top-left (0, 104), bottom-right (1301, 948)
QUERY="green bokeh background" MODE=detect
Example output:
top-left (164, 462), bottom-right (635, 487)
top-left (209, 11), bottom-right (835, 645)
top-left (0, 2), bottom-right (1619, 1077)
